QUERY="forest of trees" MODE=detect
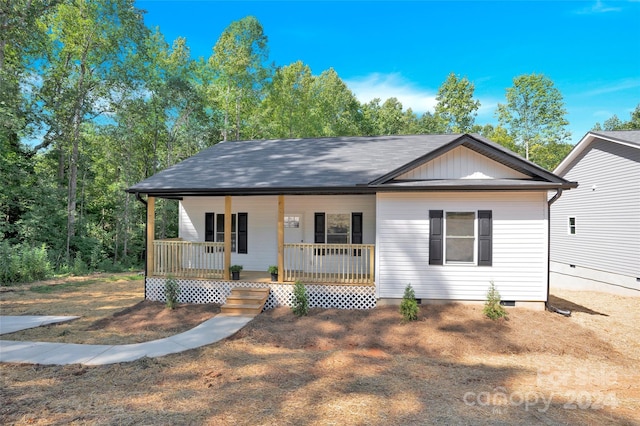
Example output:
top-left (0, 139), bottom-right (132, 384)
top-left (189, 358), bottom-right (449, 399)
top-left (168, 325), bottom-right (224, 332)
top-left (1, 0), bottom-right (639, 284)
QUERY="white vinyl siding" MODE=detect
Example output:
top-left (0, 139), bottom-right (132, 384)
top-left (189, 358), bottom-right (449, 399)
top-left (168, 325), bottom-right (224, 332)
top-left (376, 192), bottom-right (548, 301)
top-left (551, 140), bottom-right (640, 280)
top-left (179, 194), bottom-right (376, 271)
top-left (397, 145), bottom-right (529, 180)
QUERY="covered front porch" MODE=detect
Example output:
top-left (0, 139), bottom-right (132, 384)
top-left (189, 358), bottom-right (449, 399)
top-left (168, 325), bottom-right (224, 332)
top-left (144, 194), bottom-right (376, 286)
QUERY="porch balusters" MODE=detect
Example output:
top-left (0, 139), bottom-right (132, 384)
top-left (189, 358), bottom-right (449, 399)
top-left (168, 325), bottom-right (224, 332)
top-left (153, 240), bottom-right (224, 278)
top-left (284, 243), bottom-right (375, 285)
top-left (152, 241), bottom-right (374, 284)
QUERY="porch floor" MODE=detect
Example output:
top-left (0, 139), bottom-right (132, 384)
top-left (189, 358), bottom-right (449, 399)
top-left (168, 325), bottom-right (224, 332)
top-left (150, 270), bottom-right (374, 286)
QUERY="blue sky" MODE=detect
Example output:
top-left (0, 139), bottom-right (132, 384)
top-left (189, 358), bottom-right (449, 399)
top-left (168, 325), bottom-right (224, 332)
top-left (137, 0), bottom-right (640, 145)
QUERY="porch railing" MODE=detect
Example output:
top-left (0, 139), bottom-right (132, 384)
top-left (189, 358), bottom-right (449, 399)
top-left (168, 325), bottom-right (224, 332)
top-left (284, 243), bottom-right (375, 285)
top-left (153, 240), bottom-right (224, 279)
top-left (152, 240), bottom-right (375, 285)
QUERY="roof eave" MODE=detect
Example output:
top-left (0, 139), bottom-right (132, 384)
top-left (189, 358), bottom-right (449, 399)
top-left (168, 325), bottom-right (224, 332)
top-left (126, 185), bottom-right (378, 197)
top-left (371, 182), bottom-right (577, 192)
top-left (555, 131), bottom-right (640, 176)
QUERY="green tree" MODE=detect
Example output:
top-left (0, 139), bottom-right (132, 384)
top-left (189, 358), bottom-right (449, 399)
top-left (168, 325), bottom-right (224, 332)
top-left (415, 111), bottom-right (446, 134)
top-left (209, 16), bottom-right (270, 141)
top-left (312, 68), bottom-right (362, 136)
top-left (35, 0), bottom-right (147, 261)
top-left (435, 72), bottom-right (480, 133)
top-left (496, 73), bottom-right (570, 163)
top-left (261, 60), bottom-right (315, 138)
top-left (593, 104), bottom-right (640, 131)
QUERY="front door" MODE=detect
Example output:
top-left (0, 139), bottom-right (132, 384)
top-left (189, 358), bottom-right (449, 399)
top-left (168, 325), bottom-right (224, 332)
top-left (284, 214), bottom-right (304, 244)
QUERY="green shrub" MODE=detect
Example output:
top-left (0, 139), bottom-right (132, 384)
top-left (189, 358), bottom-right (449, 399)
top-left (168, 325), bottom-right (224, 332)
top-left (483, 281), bottom-right (508, 320)
top-left (164, 276), bottom-right (180, 309)
top-left (0, 242), bottom-right (53, 285)
top-left (400, 283), bottom-right (419, 322)
top-left (291, 280), bottom-right (309, 317)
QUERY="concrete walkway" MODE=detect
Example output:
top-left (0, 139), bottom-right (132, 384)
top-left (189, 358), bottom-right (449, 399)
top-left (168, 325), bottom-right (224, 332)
top-left (0, 314), bottom-right (253, 366)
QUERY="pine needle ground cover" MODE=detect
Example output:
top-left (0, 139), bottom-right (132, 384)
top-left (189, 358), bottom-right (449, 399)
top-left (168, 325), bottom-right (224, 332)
top-left (1, 275), bottom-right (638, 425)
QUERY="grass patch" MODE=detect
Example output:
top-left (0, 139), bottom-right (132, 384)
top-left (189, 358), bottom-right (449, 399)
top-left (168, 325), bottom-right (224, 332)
top-left (107, 274), bottom-right (144, 282)
top-left (30, 279), bottom-right (101, 294)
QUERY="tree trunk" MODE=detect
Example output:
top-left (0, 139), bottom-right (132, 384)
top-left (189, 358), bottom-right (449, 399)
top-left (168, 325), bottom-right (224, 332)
top-left (123, 191), bottom-right (129, 258)
top-left (65, 56), bottom-right (88, 261)
top-left (235, 98), bottom-right (240, 141)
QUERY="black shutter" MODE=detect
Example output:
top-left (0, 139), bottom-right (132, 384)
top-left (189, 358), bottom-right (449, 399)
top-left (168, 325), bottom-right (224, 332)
top-left (314, 213), bottom-right (325, 243)
top-left (237, 213), bottom-right (248, 254)
top-left (205, 212), bottom-right (215, 242)
top-left (478, 210), bottom-right (492, 266)
top-left (429, 210), bottom-right (443, 265)
top-left (314, 212), bottom-right (325, 256)
top-left (352, 212), bottom-right (363, 256)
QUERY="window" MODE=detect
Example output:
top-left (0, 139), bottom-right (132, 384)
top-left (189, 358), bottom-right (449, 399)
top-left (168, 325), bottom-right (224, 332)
top-left (284, 216), bottom-right (300, 228)
top-left (216, 214), bottom-right (236, 252)
top-left (327, 213), bottom-right (350, 244)
top-left (446, 212), bottom-right (475, 263)
top-left (205, 212), bottom-right (248, 253)
top-left (429, 210), bottom-right (492, 266)
top-left (314, 212), bottom-right (363, 254)
top-left (568, 217), bottom-right (576, 235)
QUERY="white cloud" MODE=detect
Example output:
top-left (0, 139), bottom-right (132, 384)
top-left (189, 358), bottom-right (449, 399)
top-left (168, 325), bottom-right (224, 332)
top-left (344, 72), bottom-right (437, 114)
top-left (580, 78), bottom-right (640, 97)
top-left (574, 0), bottom-right (622, 14)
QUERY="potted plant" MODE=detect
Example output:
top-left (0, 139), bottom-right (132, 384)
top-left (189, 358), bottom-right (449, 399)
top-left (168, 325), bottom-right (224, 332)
top-left (267, 265), bottom-right (278, 282)
top-left (229, 265), bottom-right (243, 280)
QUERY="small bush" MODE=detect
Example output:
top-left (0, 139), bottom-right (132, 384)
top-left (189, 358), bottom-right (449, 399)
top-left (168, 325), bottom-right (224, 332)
top-left (483, 281), bottom-right (507, 320)
top-left (400, 283), bottom-right (419, 322)
top-left (291, 280), bottom-right (309, 317)
top-left (165, 276), bottom-right (180, 309)
top-left (0, 242), bottom-right (53, 285)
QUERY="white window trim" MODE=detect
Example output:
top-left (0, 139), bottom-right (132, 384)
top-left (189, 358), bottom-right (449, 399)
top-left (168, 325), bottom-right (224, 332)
top-left (568, 216), bottom-right (576, 235)
top-left (444, 211), bottom-right (477, 265)
top-left (326, 212), bottom-right (351, 245)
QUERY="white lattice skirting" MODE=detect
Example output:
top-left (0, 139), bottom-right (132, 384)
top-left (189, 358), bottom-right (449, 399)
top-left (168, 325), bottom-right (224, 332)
top-left (145, 277), bottom-right (377, 310)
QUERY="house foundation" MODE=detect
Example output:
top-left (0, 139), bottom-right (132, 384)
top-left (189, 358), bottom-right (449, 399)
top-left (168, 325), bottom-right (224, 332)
top-left (145, 277), bottom-right (377, 310)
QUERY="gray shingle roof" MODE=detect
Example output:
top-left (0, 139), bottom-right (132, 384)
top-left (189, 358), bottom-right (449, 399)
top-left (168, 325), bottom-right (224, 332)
top-left (128, 134), bottom-right (573, 196)
top-left (591, 130), bottom-right (640, 148)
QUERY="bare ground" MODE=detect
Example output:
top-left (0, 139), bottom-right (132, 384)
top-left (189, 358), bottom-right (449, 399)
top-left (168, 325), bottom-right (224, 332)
top-left (1, 275), bottom-right (638, 425)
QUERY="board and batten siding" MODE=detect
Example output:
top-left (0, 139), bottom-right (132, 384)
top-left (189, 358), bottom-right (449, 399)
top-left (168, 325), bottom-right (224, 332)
top-left (179, 194), bottom-right (376, 271)
top-left (397, 145), bottom-right (530, 180)
top-left (550, 140), bottom-right (640, 283)
top-left (376, 192), bottom-right (549, 301)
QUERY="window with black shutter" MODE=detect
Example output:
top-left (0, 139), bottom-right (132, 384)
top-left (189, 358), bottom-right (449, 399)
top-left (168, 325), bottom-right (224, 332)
top-left (429, 209), bottom-right (493, 266)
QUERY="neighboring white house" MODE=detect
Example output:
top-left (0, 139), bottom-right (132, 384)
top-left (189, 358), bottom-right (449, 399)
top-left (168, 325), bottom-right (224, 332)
top-left (128, 134), bottom-right (576, 309)
top-left (550, 130), bottom-right (640, 296)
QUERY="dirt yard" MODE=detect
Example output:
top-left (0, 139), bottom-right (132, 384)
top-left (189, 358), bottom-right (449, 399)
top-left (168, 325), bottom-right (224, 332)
top-left (1, 275), bottom-right (638, 425)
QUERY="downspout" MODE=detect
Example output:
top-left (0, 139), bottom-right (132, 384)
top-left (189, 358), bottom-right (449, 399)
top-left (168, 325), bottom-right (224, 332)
top-left (547, 189), bottom-right (571, 316)
top-left (135, 192), bottom-right (148, 300)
